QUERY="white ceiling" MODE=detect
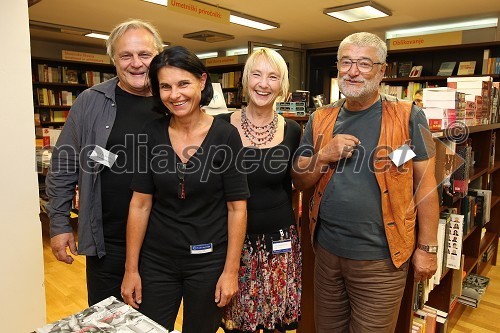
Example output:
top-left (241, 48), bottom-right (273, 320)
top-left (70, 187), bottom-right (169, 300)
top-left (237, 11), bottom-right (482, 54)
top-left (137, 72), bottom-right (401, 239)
top-left (28, 0), bottom-right (500, 54)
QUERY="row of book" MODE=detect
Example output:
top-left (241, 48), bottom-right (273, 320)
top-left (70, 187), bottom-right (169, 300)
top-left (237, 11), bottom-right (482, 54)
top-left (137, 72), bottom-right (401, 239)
top-left (383, 59), bottom-right (488, 79)
top-left (210, 70), bottom-right (242, 89)
top-left (420, 77), bottom-right (500, 129)
top-left (35, 63), bottom-right (114, 85)
top-left (484, 56), bottom-right (500, 75)
top-left (413, 304), bottom-right (448, 333)
top-left (35, 88), bottom-right (76, 106)
top-left (35, 109), bottom-right (69, 124)
top-left (379, 81), bottom-right (437, 100)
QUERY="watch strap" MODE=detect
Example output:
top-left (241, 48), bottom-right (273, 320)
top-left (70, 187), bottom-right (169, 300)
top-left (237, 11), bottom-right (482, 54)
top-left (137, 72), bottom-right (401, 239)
top-left (417, 243), bottom-right (438, 253)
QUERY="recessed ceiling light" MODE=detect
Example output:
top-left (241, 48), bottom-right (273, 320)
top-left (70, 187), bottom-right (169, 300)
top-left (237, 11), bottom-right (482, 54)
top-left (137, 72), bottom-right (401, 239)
top-left (324, 1), bottom-right (391, 23)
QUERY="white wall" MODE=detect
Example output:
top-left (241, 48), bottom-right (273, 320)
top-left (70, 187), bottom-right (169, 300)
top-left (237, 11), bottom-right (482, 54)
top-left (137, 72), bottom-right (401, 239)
top-left (0, 1), bottom-right (46, 331)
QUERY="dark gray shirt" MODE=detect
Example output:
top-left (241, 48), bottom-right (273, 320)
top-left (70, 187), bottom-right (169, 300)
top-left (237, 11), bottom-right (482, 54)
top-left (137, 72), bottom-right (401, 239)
top-left (297, 97), bottom-right (434, 260)
top-left (46, 77), bottom-right (145, 257)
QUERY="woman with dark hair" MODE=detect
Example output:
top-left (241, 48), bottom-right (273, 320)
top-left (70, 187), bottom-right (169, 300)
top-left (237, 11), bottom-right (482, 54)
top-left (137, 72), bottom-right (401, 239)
top-left (121, 46), bottom-right (249, 333)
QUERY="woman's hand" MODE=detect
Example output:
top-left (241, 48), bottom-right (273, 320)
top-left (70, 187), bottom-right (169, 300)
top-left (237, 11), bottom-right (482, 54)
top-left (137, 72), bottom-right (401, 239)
top-left (121, 271), bottom-right (143, 309)
top-left (214, 270), bottom-right (239, 307)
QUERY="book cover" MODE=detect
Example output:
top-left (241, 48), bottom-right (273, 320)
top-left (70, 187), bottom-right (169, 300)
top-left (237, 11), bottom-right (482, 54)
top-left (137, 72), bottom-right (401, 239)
top-left (446, 214), bottom-right (463, 269)
top-left (457, 61), bottom-right (476, 75)
top-left (409, 65), bottom-right (423, 77)
top-left (35, 296), bottom-right (168, 333)
top-left (397, 61), bottom-right (413, 77)
top-left (437, 62), bottom-right (456, 76)
top-left (461, 273), bottom-right (490, 304)
top-left (65, 69), bottom-right (79, 84)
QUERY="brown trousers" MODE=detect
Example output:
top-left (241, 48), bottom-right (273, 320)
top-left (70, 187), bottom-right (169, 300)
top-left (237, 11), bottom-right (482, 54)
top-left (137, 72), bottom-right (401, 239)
top-left (314, 244), bottom-right (409, 333)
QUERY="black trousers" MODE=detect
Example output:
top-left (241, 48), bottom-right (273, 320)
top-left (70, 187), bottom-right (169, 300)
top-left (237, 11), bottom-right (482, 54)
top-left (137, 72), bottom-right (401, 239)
top-left (138, 246), bottom-right (226, 333)
top-left (85, 242), bottom-right (125, 306)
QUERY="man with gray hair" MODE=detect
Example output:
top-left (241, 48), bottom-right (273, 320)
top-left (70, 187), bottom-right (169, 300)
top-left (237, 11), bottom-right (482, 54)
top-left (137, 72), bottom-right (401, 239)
top-left (46, 19), bottom-right (164, 305)
top-left (292, 32), bottom-right (439, 332)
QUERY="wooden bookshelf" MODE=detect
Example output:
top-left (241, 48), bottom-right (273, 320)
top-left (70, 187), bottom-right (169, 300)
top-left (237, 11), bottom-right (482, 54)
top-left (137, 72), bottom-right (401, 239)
top-left (31, 57), bottom-right (115, 128)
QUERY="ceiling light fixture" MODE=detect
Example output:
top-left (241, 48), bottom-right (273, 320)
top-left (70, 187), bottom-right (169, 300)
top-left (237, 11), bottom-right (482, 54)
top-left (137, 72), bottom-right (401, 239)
top-left (85, 32), bottom-right (110, 40)
top-left (386, 18), bottom-right (499, 39)
top-left (196, 52), bottom-right (218, 59)
top-left (324, 1), bottom-right (391, 23)
top-left (226, 48), bottom-right (249, 56)
top-left (229, 12), bottom-right (279, 30)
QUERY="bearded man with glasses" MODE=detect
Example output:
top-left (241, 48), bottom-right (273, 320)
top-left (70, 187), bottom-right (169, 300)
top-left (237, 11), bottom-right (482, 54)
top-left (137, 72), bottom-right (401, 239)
top-left (292, 32), bottom-right (439, 333)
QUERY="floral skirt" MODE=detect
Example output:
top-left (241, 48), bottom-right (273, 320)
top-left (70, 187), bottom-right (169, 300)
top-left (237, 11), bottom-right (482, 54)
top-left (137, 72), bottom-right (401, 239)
top-left (222, 224), bottom-right (302, 332)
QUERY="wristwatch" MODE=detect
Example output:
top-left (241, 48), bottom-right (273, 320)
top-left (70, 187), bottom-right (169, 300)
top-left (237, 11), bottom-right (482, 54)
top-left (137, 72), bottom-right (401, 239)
top-left (417, 243), bottom-right (438, 254)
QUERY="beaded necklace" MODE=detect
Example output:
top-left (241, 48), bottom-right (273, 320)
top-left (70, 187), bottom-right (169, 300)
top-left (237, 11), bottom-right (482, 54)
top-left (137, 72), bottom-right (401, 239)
top-left (240, 107), bottom-right (278, 147)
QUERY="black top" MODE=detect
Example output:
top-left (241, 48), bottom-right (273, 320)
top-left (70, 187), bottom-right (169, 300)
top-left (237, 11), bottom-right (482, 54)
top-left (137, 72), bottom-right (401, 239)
top-left (100, 85), bottom-right (159, 243)
top-left (131, 116), bottom-right (250, 256)
top-left (218, 113), bottom-right (302, 234)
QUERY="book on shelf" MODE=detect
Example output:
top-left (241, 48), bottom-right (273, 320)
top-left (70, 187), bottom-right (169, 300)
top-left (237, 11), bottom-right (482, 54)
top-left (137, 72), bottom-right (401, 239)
top-left (437, 62), bottom-right (456, 76)
top-left (457, 61), bottom-right (476, 75)
top-left (409, 65), bottom-right (423, 78)
top-left (453, 144), bottom-right (472, 196)
top-left (458, 273), bottom-right (490, 307)
top-left (34, 296), bottom-right (169, 333)
top-left (446, 214), bottom-right (463, 270)
top-left (482, 49), bottom-right (490, 74)
top-left (468, 188), bottom-right (491, 225)
top-left (434, 213), bottom-right (450, 284)
top-left (64, 69), bottom-right (79, 84)
top-left (397, 61), bottom-right (413, 77)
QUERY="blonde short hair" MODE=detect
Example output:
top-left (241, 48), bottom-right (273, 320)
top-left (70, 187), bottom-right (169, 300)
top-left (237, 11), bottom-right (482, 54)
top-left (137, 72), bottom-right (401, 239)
top-left (106, 19), bottom-right (164, 63)
top-left (242, 48), bottom-right (289, 102)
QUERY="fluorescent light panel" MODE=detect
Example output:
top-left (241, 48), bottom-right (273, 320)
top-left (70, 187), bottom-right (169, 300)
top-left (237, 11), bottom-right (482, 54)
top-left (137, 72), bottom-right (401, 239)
top-left (226, 48), bottom-right (248, 56)
top-left (85, 32), bottom-right (110, 40)
top-left (324, 1), bottom-right (391, 23)
top-left (196, 52), bottom-right (218, 59)
top-left (386, 18), bottom-right (499, 39)
top-left (142, 0), bottom-right (168, 6)
top-left (229, 14), bottom-right (279, 30)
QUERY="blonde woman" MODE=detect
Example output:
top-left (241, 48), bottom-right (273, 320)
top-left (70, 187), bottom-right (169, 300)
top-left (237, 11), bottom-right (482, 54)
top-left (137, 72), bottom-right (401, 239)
top-left (219, 48), bottom-right (302, 333)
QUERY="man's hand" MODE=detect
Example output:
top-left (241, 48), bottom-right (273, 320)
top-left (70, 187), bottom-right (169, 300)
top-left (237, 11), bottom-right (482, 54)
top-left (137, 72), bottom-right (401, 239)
top-left (412, 248), bottom-right (437, 282)
top-left (50, 232), bottom-right (77, 264)
top-left (214, 271), bottom-right (238, 308)
top-left (318, 134), bottom-right (360, 164)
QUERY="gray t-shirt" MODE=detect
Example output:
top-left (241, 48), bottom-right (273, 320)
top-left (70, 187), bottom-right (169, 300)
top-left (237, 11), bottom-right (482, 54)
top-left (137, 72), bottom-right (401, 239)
top-left (296, 98), bottom-right (434, 260)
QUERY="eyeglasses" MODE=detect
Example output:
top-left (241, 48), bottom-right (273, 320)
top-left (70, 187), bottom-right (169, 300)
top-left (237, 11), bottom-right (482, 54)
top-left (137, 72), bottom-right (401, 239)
top-left (336, 58), bottom-right (384, 73)
top-left (177, 162), bottom-right (186, 199)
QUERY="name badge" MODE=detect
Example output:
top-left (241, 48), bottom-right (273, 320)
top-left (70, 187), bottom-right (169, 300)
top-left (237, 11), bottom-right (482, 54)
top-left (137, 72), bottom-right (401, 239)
top-left (89, 145), bottom-right (117, 168)
top-left (272, 239), bottom-right (292, 254)
top-left (388, 144), bottom-right (416, 167)
top-left (190, 243), bottom-right (213, 254)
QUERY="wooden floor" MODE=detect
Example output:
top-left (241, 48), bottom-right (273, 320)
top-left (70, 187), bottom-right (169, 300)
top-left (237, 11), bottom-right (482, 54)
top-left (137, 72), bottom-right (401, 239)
top-left (448, 257), bottom-right (500, 333)
top-left (42, 219), bottom-right (499, 332)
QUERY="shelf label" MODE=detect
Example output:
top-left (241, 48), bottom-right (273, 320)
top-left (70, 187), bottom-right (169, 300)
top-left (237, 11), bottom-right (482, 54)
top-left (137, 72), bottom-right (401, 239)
top-left (62, 50), bottom-right (111, 64)
top-left (168, 0), bottom-right (229, 24)
top-left (205, 56), bottom-right (239, 66)
top-left (388, 32), bottom-right (462, 50)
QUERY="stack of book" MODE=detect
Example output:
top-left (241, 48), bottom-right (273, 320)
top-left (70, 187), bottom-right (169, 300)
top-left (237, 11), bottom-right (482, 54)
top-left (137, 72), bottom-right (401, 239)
top-left (422, 88), bottom-right (465, 130)
top-left (457, 273), bottom-right (490, 308)
top-left (447, 76), bottom-right (493, 125)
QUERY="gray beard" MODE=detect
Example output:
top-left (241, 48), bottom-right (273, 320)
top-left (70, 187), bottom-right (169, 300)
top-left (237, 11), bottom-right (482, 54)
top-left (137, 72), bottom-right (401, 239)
top-left (338, 73), bottom-right (382, 98)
